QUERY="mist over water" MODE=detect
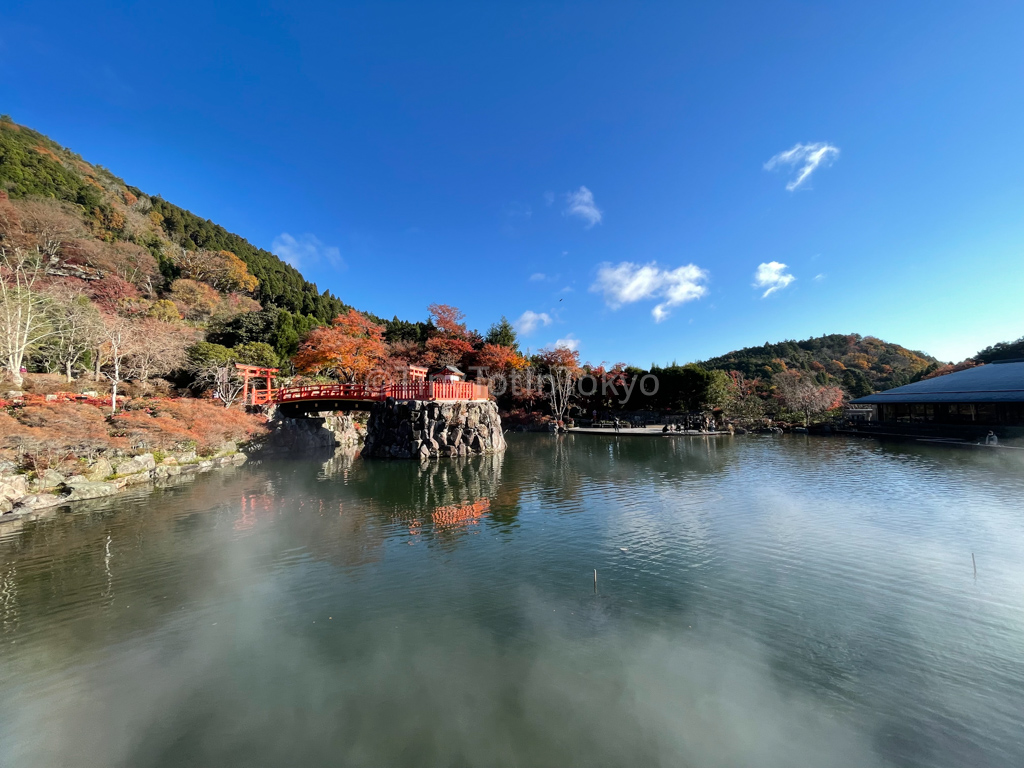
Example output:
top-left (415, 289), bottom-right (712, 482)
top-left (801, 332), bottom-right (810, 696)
top-left (1, 435), bottom-right (1023, 767)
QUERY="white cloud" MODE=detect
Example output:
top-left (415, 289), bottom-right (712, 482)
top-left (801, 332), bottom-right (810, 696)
top-left (814, 273), bottom-right (826, 282)
top-left (555, 334), bottom-right (580, 352)
top-left (515, 310), bottom-right (553, 335)
top-left (564, 186), bottom-right (602, 228)
top-left (590, 261), bottom-right (708, 322)
top-left (272, 232), bottom-right (343, 270)
top-left (754, 261), bottom-right (796, 297)
top-left (530, 273), bottom-right (547, 282)
top-left (543, 191), bottom-right (555, 206)
top-left (764, 142), bottom-right (839, 190)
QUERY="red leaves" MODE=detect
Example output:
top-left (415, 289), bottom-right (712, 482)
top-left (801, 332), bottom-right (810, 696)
top-left (112, 398), bottom-right (268, 453)
top-left (3, 402), bottom-right (125, 468)
top-left (1, 397), bottom-right (268, 467)
top-left (294, 309), bottom-right (388, 382)
top-left (475, 343), bottom-right (527, 375)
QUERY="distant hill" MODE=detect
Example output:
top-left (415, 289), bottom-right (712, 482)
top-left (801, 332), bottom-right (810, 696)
top-left (975, 336), bottom-right (1024, 364)
top-left (699, 333), bottom-right (939, 397)
top-left (0, 114), bottom-right (346, 324)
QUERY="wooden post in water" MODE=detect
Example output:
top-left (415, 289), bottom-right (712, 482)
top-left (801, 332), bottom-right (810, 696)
top-left (972, 553), bottom-right (977, 578)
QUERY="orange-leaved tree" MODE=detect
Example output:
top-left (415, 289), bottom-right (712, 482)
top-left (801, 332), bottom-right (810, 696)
top-left (424, 303), bottom-right (476, 368)
top-left (294, 309), bottom-right (388, 382)
top-left (475, 342), bottom-right (528, 398)
top-left (476, 343), bottom-right (527, 376)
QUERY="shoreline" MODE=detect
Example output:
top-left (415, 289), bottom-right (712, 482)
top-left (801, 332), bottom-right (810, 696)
top-left (568, 426), bottom-right (731, 437)
top-left (1, 448), bottom-right (251, 524)
top-left (0, 412), bottom-right (364, 523)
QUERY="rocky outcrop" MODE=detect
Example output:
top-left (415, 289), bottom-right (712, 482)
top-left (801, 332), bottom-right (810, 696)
top-left (253, 412), bottom-right (363, 455)
top-left (362, 399), bottom-right (506, 460)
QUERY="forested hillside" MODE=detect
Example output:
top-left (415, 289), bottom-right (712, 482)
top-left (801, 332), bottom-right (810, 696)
top-left (0, 115), bottom-right (346, 328)
top-left (699, 333), bottom-right (939, 397)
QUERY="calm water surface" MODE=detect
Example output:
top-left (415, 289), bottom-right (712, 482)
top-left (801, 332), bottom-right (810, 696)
top-left (1, 434), bottom-right (1022, 767)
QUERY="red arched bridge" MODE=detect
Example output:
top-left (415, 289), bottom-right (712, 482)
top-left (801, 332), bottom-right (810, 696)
top-left (237, 365), bottom-right (489, 415)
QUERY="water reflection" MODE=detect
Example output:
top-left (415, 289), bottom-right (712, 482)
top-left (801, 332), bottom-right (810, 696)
top-left (0, 436), bottom-right (1023, 768)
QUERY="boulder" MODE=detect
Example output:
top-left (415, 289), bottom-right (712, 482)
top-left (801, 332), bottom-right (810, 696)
top-left (0, 474), bottom-right (28, 502)
top-left (14, 493), bottom-right (64, 511)
top-left (63, 481), bottom-right (118, 501)
top-left (113, 456), bottom-right (149, 476)
top-left (30, 469), bottom-right (65, 492)
top-left (84, 458), bottom-right (114, 482)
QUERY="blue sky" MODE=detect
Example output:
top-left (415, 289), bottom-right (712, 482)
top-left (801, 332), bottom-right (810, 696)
top-left (2, 1), bottom-right (1022, 364)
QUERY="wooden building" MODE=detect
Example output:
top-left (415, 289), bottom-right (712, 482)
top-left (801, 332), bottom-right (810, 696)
top-left (849, 360), bottom-right (1024, 439)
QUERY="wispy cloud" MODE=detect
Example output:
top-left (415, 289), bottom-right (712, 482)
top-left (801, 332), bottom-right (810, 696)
top-left (564, 186), bottom-right (602, 228)
top-left (554, 334), bottom-right (580, 352)
top-left (814, 273), bottom-right (826, 282)
top-left (272, 233), bottom-right (343, 270)
top-left (530, 272), bottom-right (561, 284)
top-left (590, 261), bottom-right (708, 322)
top-left (754, 262), bottom-right (796, 297)
top-left (515, 310), bottom-right (553, 335)
top-left (543, 191), bottom-right (555, 207)
top-left (764, 143), bottom-right (839, 190)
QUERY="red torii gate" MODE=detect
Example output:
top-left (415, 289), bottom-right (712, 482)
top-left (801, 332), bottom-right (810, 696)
top-left (236, 364), bottom-right (279, 406)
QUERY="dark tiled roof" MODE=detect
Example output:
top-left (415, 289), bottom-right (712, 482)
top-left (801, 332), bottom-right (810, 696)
top-left (851, 361), bottom-right (1024, 404)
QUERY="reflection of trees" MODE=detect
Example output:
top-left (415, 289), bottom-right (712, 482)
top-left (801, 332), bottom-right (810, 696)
top-left (320, 449), bottom-right (516, 545)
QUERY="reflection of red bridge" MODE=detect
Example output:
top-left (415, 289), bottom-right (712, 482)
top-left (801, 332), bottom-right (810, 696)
top-left (237, 365), bottom-right (489, 413)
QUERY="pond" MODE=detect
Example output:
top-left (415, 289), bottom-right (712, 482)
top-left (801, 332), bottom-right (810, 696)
top-left (1, 434), bottom-right (1022, 767)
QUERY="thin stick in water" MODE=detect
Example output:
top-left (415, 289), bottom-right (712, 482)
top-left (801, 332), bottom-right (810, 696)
top-left (972, 553), bottom-right (977, 578)
top-left (594, 569), bottom-right (597, 593)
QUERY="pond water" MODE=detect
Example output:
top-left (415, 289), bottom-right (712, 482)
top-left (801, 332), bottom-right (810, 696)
top-left (1, 434), bottom-right (1023, 767)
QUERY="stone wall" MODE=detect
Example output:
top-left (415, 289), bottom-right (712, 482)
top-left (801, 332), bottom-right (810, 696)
top-left (362, 399), bottom-right (506, 460)
top-left (253, 411), bottom-right (364, 455)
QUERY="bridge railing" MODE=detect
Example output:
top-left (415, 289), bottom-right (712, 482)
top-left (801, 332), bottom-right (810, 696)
top-left (267, 380), bottom-right (489, 405)
top-left (250, 389), bottom-right (276, 406)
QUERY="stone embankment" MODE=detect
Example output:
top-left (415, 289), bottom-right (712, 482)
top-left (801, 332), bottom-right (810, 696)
top-left (0, 412), bottom-right (367, 521)
top-left (362, 399), bottom-right (505, 459)
top-left (1, 447), bottom-right (248, 520)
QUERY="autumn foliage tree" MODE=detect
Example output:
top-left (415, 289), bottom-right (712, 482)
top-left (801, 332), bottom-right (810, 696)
top-left (424, 303), bottom-right (476, 369)
top-left (171, 248), bottom-right (259, 293)
top-left (772, 370), bottom-right (845, 426)
top-left (294, 309), bottom-right (388, 382)
top-left (474, 342), bottom-right (527, 398)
